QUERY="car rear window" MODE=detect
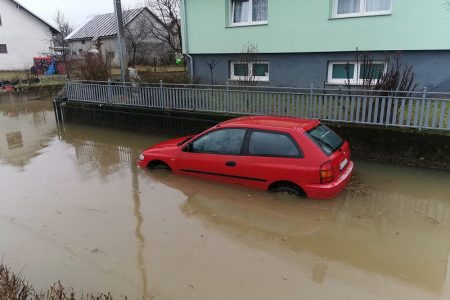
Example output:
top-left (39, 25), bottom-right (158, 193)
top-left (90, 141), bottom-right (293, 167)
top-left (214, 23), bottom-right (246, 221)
top-left (306, 124), bottom-right (344, 156)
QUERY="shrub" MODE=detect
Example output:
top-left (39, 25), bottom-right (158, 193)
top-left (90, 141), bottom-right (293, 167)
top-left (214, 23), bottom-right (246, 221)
top-left (0, 263), bottom-right (114, 300)
top-left (68, 53), bottom-right (112, 81)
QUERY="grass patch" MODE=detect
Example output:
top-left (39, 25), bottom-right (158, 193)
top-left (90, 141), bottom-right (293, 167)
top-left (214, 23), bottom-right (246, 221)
top-left (0, 70), bottom-right (65, 88)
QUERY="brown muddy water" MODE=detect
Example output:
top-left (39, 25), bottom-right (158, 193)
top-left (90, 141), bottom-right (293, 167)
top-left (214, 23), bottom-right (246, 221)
top-left (0, 99), bottom-right (450, 300)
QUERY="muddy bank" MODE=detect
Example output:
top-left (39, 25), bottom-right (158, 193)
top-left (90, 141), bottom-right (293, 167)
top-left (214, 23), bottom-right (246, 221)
top-left (57, 101), bottom-right (450, 170)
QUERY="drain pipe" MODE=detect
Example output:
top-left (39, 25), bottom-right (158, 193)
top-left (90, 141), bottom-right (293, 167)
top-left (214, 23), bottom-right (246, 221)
top-left (182, 0), bottom-right (194, 79)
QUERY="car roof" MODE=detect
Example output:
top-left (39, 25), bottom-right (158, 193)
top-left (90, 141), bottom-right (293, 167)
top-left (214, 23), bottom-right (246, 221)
top-left (218, 116), bottom-right (320, 131)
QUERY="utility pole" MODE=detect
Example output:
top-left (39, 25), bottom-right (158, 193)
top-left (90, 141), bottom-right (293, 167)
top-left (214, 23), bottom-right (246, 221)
top-left (114, 0), bottom-right (128, 82)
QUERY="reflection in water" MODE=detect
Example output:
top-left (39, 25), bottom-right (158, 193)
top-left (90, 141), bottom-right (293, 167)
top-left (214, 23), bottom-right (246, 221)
top-left (0, 99), bottom-right (56, 167)
top-left (60, 126), bottom-right (153, 299)
top-left (60, 124), bottom-right (169, 178)
top-left (131, 155), bottom-right (149, 300)
top-left (146, 165), bottom-right (450, 294)
top-left (6, 131), bottom-right (23, 149)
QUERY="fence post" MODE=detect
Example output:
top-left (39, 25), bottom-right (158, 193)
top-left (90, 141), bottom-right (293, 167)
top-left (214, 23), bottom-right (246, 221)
top-left (309, 84), bottom-right (314, 118)
top-left (160, 80), bottom-right (164, 109)
top-left (107, 79), bottom-right (112, 104)
top-left (226, 80), bottom-right (230, 113)
top-left (419, 87), bottom-right (427, 131)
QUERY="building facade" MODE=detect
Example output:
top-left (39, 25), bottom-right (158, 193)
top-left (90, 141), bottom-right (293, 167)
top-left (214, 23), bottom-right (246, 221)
top-left (66, 8), bottom-right (172, 67)
top-left (182, 0), bottom-right (450, 91)
top-left (0, 0), bottom-right (58, 70)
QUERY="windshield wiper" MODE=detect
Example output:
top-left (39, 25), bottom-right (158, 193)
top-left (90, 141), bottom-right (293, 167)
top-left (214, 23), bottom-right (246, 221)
top-left (177, 136), bottom-right (193, 146)
top-left (310, 135), bottom-right (335, 153)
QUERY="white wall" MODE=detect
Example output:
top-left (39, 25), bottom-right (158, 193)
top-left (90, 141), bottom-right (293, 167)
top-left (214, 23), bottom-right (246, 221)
top-left (0, 0), bottom-right (54, 70)
top-left (68, 38), bottom-right (120, 66)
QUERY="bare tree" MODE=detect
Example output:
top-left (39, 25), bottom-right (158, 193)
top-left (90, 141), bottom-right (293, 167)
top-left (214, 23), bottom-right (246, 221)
top-left (125, 13), bottom-right (153, 67)
top-left (53, 9), bottom-right (73, 66)
top-left (348, 52), bottom-right (417, 95)
top-left (201, 57), bottom-right (221, 85)
top-left (145, 0), bottom-right (182, 54)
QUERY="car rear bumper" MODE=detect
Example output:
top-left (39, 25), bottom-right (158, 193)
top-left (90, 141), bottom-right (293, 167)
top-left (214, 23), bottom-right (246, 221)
top-left (304, 161), bottom-right (354, 199)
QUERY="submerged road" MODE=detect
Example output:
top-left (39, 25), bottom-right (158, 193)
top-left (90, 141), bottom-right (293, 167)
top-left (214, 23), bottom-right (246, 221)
top-left (0, 99), bottom-right (449, 299)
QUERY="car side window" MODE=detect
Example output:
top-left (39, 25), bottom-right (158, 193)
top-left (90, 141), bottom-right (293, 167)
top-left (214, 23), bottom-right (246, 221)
top-left (192, 129), bottom-right (246, 155)
top-left (248, 131), bottom-right (301, 157)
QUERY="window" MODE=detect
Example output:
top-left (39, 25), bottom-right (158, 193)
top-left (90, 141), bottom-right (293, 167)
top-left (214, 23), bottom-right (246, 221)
top-left (192, 129), bottom-right (246, 155)
top-left (0, 44), bottom-right (7, 54)
top-left (327, 61), bottom-right (386, 85)
top-left (248, 131), bottom-right (301, 158)
top-left (0, 15), bottom-right (2, 26)
top-left (230, 61), bottom-right (269, 82)
top-left (332, 0), bottom-right (392, 18)
top-left (231, 0), bottom-right (268, 26)
top-left (81, 40), bottom-right (86, 45)
top-left (306, 125), bottom-right (344, 156)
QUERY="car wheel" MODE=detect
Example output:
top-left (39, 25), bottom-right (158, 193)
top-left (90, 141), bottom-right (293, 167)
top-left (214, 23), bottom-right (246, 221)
top-left (271, 183), bottom-right (305, 198)
top-left (148, 161), bottom-right (171, 171)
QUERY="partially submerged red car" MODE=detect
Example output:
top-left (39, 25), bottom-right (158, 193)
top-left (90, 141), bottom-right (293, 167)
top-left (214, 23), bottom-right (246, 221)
top-left (138, 116), bottom-right (353, 199)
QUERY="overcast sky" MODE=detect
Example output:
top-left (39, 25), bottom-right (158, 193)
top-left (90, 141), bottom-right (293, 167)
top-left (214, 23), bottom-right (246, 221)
top-left (18, 0), bottom-right (146, 28)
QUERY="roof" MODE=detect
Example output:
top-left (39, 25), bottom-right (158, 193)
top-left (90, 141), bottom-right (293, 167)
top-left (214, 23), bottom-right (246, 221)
top-left (219, 116), bottom-right (320, 130)
top-left (66, 7), bottom-right (158, 41)
top-left (8, 0), bottom-right (59, 33)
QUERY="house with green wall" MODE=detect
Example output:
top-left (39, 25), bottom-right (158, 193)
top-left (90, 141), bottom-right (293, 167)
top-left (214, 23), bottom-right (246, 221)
top-left (181, 0), bottom-right (450, 91)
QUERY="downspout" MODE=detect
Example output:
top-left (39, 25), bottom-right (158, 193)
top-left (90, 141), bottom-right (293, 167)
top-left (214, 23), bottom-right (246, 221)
top-left (182, 0), bottom-right (194, 79)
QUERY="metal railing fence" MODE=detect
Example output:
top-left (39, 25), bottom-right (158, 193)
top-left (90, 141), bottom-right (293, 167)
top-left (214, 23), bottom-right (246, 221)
top-left (64, 81), bottom-right (450, 131)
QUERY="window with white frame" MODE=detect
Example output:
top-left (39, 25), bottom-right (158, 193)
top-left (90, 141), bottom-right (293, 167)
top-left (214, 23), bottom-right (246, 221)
top-left (231, 0), bottom-right (268, 26)
top-left (327, 61), bottom-right (386, 85)
top-left (332, 0), bottom-right (392, 18)
top-left (231, 61), bottom-right (269, 81)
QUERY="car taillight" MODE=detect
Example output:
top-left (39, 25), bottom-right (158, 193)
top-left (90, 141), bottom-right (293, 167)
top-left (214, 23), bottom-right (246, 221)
top-left (320, 160), bottom-right (334, 184)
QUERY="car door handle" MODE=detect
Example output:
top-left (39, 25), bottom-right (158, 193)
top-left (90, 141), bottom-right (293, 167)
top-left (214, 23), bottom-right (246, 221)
top-left (225, 161), bottom-right (237, 167)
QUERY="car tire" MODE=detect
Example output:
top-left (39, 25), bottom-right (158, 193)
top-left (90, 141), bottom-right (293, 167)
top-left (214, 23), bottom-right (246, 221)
top-left (149, 161), bottom-right (171, 171)
top-left (271, 183), bottom-right (305, 198)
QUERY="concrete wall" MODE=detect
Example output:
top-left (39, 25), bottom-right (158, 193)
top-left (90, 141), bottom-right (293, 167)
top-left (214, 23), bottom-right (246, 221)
top-left (192, 51), bottom-right (450, 91)
top-left (0, 0), bottom-right (54, 70)
top-left (57, 102), bottom-right (450, 170)
top-left (183, 0), bottom-right (450, 54)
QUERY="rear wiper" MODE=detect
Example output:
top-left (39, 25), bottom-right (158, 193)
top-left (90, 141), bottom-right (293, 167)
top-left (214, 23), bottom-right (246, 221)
top-left (310, 135), bottom-right (335, 152)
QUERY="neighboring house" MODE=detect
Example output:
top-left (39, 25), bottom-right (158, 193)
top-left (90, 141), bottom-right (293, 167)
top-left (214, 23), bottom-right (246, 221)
top-left (182, 0), bottom-right (450, 91)
top-left (66, 7), bottom-right (171, 67)
top-left (0, 0), bottom-right (59, 70)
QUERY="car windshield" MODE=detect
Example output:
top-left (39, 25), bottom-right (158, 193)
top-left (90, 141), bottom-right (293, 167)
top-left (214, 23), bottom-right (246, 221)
top-left (306, 124), bottom-right (344, 156)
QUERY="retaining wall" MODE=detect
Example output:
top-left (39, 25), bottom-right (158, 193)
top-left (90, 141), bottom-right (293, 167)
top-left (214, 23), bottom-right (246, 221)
top-left (57, 101), bottom-right (450, 170)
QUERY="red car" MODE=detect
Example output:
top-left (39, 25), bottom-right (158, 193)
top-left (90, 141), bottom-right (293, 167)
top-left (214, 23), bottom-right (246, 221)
top-left (138, 116), bottom-right (353, 199)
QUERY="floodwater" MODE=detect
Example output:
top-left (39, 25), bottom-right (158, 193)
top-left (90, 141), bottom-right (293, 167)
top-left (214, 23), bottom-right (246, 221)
top-left (0, 99), bottom-right (450, 300)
